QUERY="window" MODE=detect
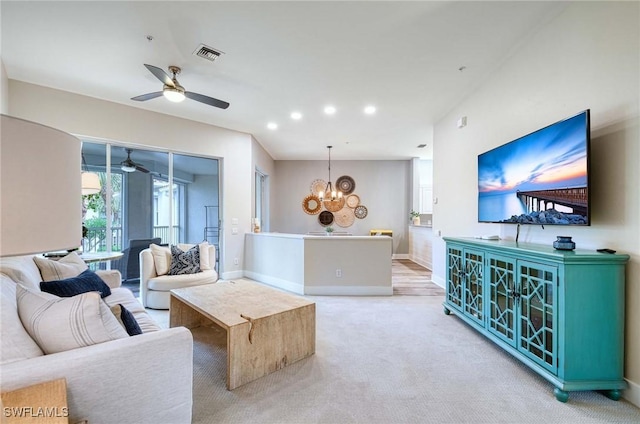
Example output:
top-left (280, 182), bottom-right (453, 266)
top-left (81, 141), bottom-right (221, 274)
top-left (255, 169), bottom-right (267, 231)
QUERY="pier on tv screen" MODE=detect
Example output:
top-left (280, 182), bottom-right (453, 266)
top-left (477, 110), bottom-right (590, 226)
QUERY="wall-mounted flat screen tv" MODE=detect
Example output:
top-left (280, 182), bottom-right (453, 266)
top-left (478, 110), bottom-right (590, 225)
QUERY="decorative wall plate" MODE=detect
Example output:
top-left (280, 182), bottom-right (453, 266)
top-left (302, 194), bottom-right (322, 215)
top-left (318, 210), bottom-right (334, 226)
top-left (354, 205), bottom-right (368, 219)
top-left (323, 197), bottom-right (345, 212)
top-left (334, 206), bottom-right (355, 228)
top-left (310, 179), bottom-right (327, 196)
top-left (336, 175), bottom-right (355, 195)
top-left (346, 194), bottom-right (360, 208)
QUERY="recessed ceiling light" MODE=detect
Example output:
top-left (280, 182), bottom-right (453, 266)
top-left (324, 105), bottom-right (336, 115)
top-left (291, 112), bottom-right (303, 120)
top-left (417, 144), bottom-right (427, 148)
top-left (267, 122), bottom-right (278, 130)
top-left (364, 105), bottom-right (376, 115)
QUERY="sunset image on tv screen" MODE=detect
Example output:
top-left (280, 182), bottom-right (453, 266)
top-left (478, 111), bottom-right (589, 225)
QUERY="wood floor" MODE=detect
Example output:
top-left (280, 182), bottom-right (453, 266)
top-left (392, 259), bottom-right (445, 296)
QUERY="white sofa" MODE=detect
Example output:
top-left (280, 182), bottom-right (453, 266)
top-left (0, 254), bottom-right (193, 424)
top-left (140, 243), bottom-right (218, 309)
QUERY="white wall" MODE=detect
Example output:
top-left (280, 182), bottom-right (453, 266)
top-left (0, 61), bottom-right (8, 114)
top-left (432, 2), bottom-right (640, 404)
top-left (8, 80), bottom-right (255, 279)
top-left (272, 160), bottom-right (411, 254)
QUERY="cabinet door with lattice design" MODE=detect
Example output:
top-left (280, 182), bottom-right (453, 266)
top-left (518, 261), bottom-right (557, 374)
top-left (446, 245), bottom-right (464, 311)
top-left (487, 254), bottom-right (517, 347)
top-left (463, 249), bottom-right (484, 326)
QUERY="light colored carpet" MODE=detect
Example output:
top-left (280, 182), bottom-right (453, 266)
top-left (146, 286), bottom-right (640, 423)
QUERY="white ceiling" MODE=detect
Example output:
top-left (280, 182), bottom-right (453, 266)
top-left (1, 1), bottom-right (566, 160)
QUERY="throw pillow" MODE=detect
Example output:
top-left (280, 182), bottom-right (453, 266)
top-left (198, 242), bottom-right (212, 271)
top-left (150, 243), bottom-right (171, 276)
top-left (110, 304), bottom-right (142, 336)
top-left (178, 242), bottom-right (211, 271)
top-left (40, 269), bottom-right (112, 299)
top-left (34, 252), bottom-right (88, 282)
top-left (16, 285), bottom-right (128, 354)
top-left (168, 244), bottom-right (201, 275)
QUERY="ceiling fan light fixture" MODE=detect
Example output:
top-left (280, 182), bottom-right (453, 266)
top-left (163, 86), bottom-right (186, 103)
top-left (121, 163), bottom-right (136, 173)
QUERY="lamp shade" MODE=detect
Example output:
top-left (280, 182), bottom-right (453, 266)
top-left (0, 115), bottom-right (82, 256)
top-left (81, 172), bottom-right (101, 195)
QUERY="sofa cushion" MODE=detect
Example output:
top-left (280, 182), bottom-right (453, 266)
top-left (103, 287), bottom-right (161, 333)
top-left (33, 252), bottom-right (88, 281)
top-left (168, 245), bottom-right (201, 275)
top-left (0, 275), bottom-right (44, 364)
top-left (110, 304), bottom-right (143, 336)
top-left (16, 285), bottom-right (128, 354)
top-left (0, 255), bottom-right (45, 290)
top-left (40, 269), bottom-right (112, 298)
top-left (147, 270), bottom-right (218, 291)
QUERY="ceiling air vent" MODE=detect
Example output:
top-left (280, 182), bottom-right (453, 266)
top-left (193, 44), bottom-right (224, 62)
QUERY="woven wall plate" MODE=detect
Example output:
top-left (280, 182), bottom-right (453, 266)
top-left (334, 206), bottom-right (355, 228)
top-left (354, 205), bottom-right (368, 219)
top-left (318, 210), bottom-right (334, 226)
top-left (302, 194), bottom-right (322, 215)
top-left (310, 179), bottom-right (327, 196)
top-left (346, 194), bottom-right (360, 208)
top-left (336, 175), bottom-right (355, 195)
top-left (323, 197), bottom-right (345, 212)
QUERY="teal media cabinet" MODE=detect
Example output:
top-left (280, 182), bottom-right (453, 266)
top-left (442, 237), bottom-right (629, 402)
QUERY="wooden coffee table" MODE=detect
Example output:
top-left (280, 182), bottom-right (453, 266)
top-left (170, 280), bottom-right (315, 390)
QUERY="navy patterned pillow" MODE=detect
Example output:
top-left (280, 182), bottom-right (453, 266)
top-left (110, 304), bottom-right (143, 336)
top-left (168, 244), bottom-right (201, 275)
top-left (40, 269), bottom-right (112, 298)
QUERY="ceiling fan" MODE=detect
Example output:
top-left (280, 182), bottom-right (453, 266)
top-left (131, 64), bottom-right (230, 109)
top-left (120, 149), bottom-right (150, 173)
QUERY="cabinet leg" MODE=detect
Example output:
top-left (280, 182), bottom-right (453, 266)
top-left (443, 306), bottom-right (451, 315)
top-left (553, 387), bottom-right (569, 402)
top-left (602, 389), bottom-right (622, 401)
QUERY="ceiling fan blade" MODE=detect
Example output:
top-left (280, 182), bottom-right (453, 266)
top-left (131, 91), bottom-right (163, 101)
top-left (185, 91), bottom-right (230, 109)
top-left (144, 64), bottom-right (174, 87)
top-left (135, 165), bottom-right (150, 173)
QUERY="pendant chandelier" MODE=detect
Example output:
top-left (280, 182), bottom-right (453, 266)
top-left (318, 145), bottom-right (342, 201)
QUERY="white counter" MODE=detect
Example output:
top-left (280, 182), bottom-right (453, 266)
top-left (244, 232), bottom-right (393, 295)
top-left (409, 225), bottom-right (433, 270)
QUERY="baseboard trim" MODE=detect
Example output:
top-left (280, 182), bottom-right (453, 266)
top-left (243, 270), bottom-right (304, 295)
top-left (221, 270), bottom-right (244, 280)
top-left (432, 275), bottom-right (446, 289)
top-left (304, 285), bottom-right (393, 296)
top-left (624, 378), bottom-right (640, 408)
top-left (393, 253), bottom-right (410, 260)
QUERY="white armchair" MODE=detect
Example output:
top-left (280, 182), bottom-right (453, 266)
top-left (140, 243), bottom-right (218, 309)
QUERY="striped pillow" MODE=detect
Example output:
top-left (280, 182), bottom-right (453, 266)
top-left (33, 252), bottom-right (88, 282)
top-left (16, 285), bottom-right (128, 354)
